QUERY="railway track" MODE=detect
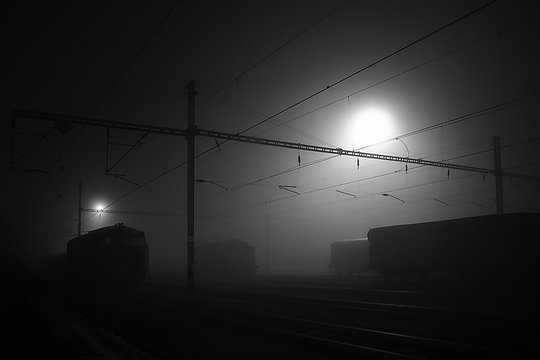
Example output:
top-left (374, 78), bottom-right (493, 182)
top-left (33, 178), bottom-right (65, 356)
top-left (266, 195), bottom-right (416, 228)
top-left (191, 286), bottom-right (539, 358)
top-left (25, 293), bottom-right (180, 360)
top-left (53, 280), bottom-right (537, 359)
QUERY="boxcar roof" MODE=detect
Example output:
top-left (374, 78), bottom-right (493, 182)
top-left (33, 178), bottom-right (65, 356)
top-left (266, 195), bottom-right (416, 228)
top-left (68, 224), bottom-right (144, 246)
top-left (367, 212), bottom-right (539, 240)
top-left (333, 238), bottom-right (368, 242)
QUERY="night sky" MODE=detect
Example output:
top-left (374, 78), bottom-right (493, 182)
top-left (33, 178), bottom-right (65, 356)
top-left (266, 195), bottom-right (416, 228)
top-left (5, 0), bottom-right (540, 277)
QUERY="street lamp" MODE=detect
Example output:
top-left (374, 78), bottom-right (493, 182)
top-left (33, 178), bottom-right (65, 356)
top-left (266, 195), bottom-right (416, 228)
top-left (381, 193), bottom-right (405, 204)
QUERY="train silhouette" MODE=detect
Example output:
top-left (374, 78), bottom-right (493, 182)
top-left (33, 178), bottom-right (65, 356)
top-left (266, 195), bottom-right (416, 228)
top-left (330, 213), bottom-right (540, 282)
top-left (66, 223), bottom-right (149, 286)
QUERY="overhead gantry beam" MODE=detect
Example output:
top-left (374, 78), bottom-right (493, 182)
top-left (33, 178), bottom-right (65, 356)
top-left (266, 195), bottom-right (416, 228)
top-left (195, 128), bottom-right (495, 175)
top-left (81, 208), bottom-right (182, 217)
top-left (12, 108), bottom-right (539, 182)
top-left (13, 109), bottom-right (187, 136)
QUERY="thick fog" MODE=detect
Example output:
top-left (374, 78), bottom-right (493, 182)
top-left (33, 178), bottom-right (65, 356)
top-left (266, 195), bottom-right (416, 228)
top-left (5, 1), bottom-right (540, 284)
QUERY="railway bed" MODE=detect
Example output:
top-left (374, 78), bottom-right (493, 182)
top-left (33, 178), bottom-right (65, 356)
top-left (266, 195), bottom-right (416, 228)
top-left (8, 274), bottom-right (539, 359)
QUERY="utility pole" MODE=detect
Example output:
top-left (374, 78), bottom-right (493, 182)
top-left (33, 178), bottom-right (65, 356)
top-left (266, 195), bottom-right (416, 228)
top-left (493, 136), bottom-right (503, 214)
top-left (186, 80), bottom-right (196, 291)
top-left (265, 201), bottom-right (269, 273)
top-left (78, 179), bottom-right (82, 236)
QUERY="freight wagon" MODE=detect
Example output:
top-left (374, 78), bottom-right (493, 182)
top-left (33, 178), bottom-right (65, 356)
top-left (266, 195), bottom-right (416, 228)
top-left (367, 213), bottom-right (540, 281)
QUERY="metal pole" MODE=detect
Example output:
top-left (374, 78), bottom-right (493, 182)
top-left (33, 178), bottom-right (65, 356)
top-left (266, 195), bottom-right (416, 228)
top-left (10, 116), bottom-right (16, 169)
top-left (77, 179), bottom-right (82, 236)
top-left (493, 136), bottom-right (503, 214)
top-left (106, 128), bottom-right (110, 175)
top-left (265, 201), bottom-right (269, 274)
top-left (187, 80), bottom-right (196, 291)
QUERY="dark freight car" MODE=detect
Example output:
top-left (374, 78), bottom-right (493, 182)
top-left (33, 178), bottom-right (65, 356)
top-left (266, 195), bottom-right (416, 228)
top-left (368, 213), bottom-right (540, 281)
top-left (66, 223), bottom-right (149, 285)
top-left (329, 238), bottom-right (370, 275)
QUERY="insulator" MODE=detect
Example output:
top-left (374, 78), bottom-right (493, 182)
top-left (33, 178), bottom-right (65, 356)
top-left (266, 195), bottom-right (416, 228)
top-left (405, 164), bottom-right (408, 174)
top-left (447, 169), bottom-right (450, 178)
top-left (357, 158), bottom-right (360, 169)
top-left (298, 154), bottom-right (301, 166)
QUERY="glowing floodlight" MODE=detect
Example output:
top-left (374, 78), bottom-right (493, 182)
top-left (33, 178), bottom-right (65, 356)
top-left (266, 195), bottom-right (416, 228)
top-left (345, 107), bottom-right (394, 148)
top-left (95, 203), bottom-right (105, 214)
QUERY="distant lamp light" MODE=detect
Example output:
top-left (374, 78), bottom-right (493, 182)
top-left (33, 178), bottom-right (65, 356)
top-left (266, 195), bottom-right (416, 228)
top-left (94, 203), bottom-right (106, 216)
top-left (381, 193), bottom-right (405, 204)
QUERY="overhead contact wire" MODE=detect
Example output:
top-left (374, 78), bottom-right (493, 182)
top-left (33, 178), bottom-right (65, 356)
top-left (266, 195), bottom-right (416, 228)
top-left (98, 0), bottom-right (498, 212)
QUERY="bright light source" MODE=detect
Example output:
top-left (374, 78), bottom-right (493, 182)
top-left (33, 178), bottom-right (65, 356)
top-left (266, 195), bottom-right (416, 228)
top-left (95, 203), bottom-right (105, 212)
top-left (345, 107), bottom-right (394, 148)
